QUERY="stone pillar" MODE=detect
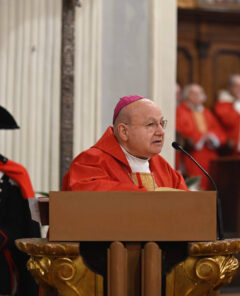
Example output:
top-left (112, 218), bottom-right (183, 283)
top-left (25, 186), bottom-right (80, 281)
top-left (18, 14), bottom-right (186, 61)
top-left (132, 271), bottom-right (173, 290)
top-left (149, 0), bottom-right (177, 166)
top-left (60, 0), bottom-right (76, 183)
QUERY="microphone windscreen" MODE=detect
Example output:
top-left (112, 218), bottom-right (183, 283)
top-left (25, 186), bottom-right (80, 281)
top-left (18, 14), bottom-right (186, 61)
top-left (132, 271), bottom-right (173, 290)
top-left (172, 141), bottom-right (181, 150)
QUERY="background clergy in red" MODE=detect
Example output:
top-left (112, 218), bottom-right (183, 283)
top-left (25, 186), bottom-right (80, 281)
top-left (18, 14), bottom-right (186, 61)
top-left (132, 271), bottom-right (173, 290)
top-left (176, 84), bottom-right (226, 189)
top-left (214, 74), bottom-right (240, 156)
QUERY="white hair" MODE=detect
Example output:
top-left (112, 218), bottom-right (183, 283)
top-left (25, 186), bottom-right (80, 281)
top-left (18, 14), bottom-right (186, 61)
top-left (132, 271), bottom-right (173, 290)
top-left (182, 83), bottom-right (205, 101)
top-left (228, 74), bottom-right (240, 87)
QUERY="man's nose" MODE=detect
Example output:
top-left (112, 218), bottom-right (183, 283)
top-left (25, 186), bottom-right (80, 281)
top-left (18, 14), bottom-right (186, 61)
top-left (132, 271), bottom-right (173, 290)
top-left (155, 123), bottom-right (164, 134)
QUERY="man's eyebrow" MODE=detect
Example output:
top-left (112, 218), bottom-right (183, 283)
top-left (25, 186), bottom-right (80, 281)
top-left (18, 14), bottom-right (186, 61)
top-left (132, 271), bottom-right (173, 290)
top-left (145, 116), bottom-right (164, 121)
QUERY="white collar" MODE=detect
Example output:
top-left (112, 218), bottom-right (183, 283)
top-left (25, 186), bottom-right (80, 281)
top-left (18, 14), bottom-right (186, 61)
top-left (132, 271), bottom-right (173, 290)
top-left (121, 146), bottom-right (150, 173)
top-left (187, 103), bottom-right (204, 112)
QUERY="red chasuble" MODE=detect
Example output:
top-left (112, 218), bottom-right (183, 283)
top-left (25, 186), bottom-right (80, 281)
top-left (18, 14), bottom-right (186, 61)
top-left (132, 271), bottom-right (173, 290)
top-left (62, 127), bottom-right (187, 191)
top-left (176, 103), bottom-right (226, 189)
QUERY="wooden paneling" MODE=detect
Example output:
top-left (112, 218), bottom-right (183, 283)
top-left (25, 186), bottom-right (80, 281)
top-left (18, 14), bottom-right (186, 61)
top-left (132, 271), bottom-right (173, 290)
top-left (213, 50), bottom-right (240, 95)
top-left (177, 47), bottom-right (198, 86)
top-left (177, 8), bottom-right (240, 108)
top-left (210, 157), bottom-right (240, 239)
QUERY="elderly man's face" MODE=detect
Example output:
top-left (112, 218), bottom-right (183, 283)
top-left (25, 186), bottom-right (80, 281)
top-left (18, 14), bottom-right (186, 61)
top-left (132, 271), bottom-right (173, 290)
top-left (230, 76), bottom-right (240, 100)
top-left (187, 85), bottom-right (205, 106)
top-left (121, 100), bottom-right (165, 159)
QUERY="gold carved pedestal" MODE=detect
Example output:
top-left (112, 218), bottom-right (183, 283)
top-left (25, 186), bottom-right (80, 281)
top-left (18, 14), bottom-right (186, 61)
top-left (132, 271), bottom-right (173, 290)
top-left (166, 239), bottom-right (240, 296)
top-left (15, 238), bottom-right (103, 296)
top-left (16, 238), bottom-right (240, 296)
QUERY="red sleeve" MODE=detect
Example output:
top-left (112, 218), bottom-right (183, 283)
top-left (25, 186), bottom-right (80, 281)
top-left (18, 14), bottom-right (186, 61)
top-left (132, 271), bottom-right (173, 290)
top-left (63, 166), bottom-right (147, 192)
top-left (150, 155), bottom-right (188, 191)
top-left (204, 109), bottom-right (226, 144)
top-left (62, 153), bottom-right (147, 192)
top-left (169, 168), bottom-right (188, 190)
top-left (176, 104), bottom-right (204, 144)
top-left (214, 102), bottom-right (239, 128)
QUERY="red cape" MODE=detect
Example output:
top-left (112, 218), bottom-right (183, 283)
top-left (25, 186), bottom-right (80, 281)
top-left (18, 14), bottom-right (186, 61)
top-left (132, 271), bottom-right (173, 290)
top-left (62, 127), bottom-right (187, 191)
top-left (0, 159), bottom-right (34, 199)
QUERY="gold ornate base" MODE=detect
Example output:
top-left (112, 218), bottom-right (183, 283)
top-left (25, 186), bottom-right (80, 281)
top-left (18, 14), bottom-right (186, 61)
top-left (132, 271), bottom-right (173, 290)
top-left (15, 238), bottom-right (103, 296)
top-left (166, 239), bottom-right (240, 296)
top-left (15, 238), bottom-right (240, 296)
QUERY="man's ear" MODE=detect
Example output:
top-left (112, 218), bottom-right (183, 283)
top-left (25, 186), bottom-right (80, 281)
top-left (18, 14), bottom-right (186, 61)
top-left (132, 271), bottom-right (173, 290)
top-left (117, 123), bottom-right (129, 142)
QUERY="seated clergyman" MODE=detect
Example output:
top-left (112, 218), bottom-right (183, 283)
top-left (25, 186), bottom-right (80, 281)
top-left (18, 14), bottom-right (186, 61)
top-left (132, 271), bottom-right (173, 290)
top-left (62, 95), bottom-right (188, 191)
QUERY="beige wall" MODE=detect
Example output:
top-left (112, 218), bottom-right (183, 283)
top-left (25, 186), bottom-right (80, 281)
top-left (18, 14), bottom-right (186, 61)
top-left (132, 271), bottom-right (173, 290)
top-left (0, 0), bottom-right (61, 192)
top-left (73, 0), bottom-right (102, 156)
top-left (150, 0), bottom-right (177, 166)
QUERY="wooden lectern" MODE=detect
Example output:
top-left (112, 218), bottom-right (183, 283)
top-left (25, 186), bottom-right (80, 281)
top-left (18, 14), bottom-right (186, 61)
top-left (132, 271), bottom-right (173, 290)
top-left (49, 191), bottom-right (216, 242)
top-left (48, 191), bottom-right (216, 296)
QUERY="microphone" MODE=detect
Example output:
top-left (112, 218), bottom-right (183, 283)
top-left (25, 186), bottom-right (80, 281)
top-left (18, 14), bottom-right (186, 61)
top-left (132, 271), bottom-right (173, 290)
top-left (172, 141), bottom-right (224, 240)
top-left (172, 142), bottom-right (217, 190)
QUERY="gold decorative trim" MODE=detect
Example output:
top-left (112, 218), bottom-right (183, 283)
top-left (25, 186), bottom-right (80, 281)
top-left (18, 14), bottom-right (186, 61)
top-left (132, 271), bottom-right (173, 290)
top-left (16, 238), bottom-right (103, 296)
top-left (16, 238), bottom-right (79, 257)
top-left (16, 238), bottom-right (240, 296)
top-left (167, 255), bottom-right (239, 296)
top-left (178, 0), bottom-right (196, 9)
top-left (189, 239), bottom-right (240, 256)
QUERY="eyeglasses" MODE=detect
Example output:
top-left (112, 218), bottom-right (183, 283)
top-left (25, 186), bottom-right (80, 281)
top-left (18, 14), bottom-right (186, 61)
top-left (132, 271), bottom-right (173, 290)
top-left (124, 119), bottom-right (168, 131)
top-left (145, 120), bottom-right (168, 130)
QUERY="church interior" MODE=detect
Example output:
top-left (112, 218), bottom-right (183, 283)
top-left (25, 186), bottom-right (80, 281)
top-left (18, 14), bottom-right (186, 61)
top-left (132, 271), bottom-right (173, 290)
top-left (1, 0), bottom-right (240, 295)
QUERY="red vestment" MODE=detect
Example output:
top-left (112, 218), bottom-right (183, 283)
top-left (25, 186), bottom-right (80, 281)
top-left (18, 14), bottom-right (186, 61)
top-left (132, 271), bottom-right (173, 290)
top-left (62, 127), bottom-right (187, 191)
top-left (176, 103), bottom-right (226, 189)
top-left (214, 101), bottom-right (240, 155)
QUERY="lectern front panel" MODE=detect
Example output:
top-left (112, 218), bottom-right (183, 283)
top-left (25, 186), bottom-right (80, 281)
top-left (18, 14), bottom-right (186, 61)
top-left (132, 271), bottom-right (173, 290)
top-left (49, 191), bottom-right (216, 242)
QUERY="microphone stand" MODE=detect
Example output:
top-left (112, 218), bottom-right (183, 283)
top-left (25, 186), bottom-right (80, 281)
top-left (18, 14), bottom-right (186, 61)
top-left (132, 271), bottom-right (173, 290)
top-left (172, 142), bottom-right (224, 240)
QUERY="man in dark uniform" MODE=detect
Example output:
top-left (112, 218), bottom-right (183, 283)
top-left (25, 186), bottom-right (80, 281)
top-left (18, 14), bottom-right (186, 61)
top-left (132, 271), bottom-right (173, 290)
top-left (0, 106), bottom-right (40, 295)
